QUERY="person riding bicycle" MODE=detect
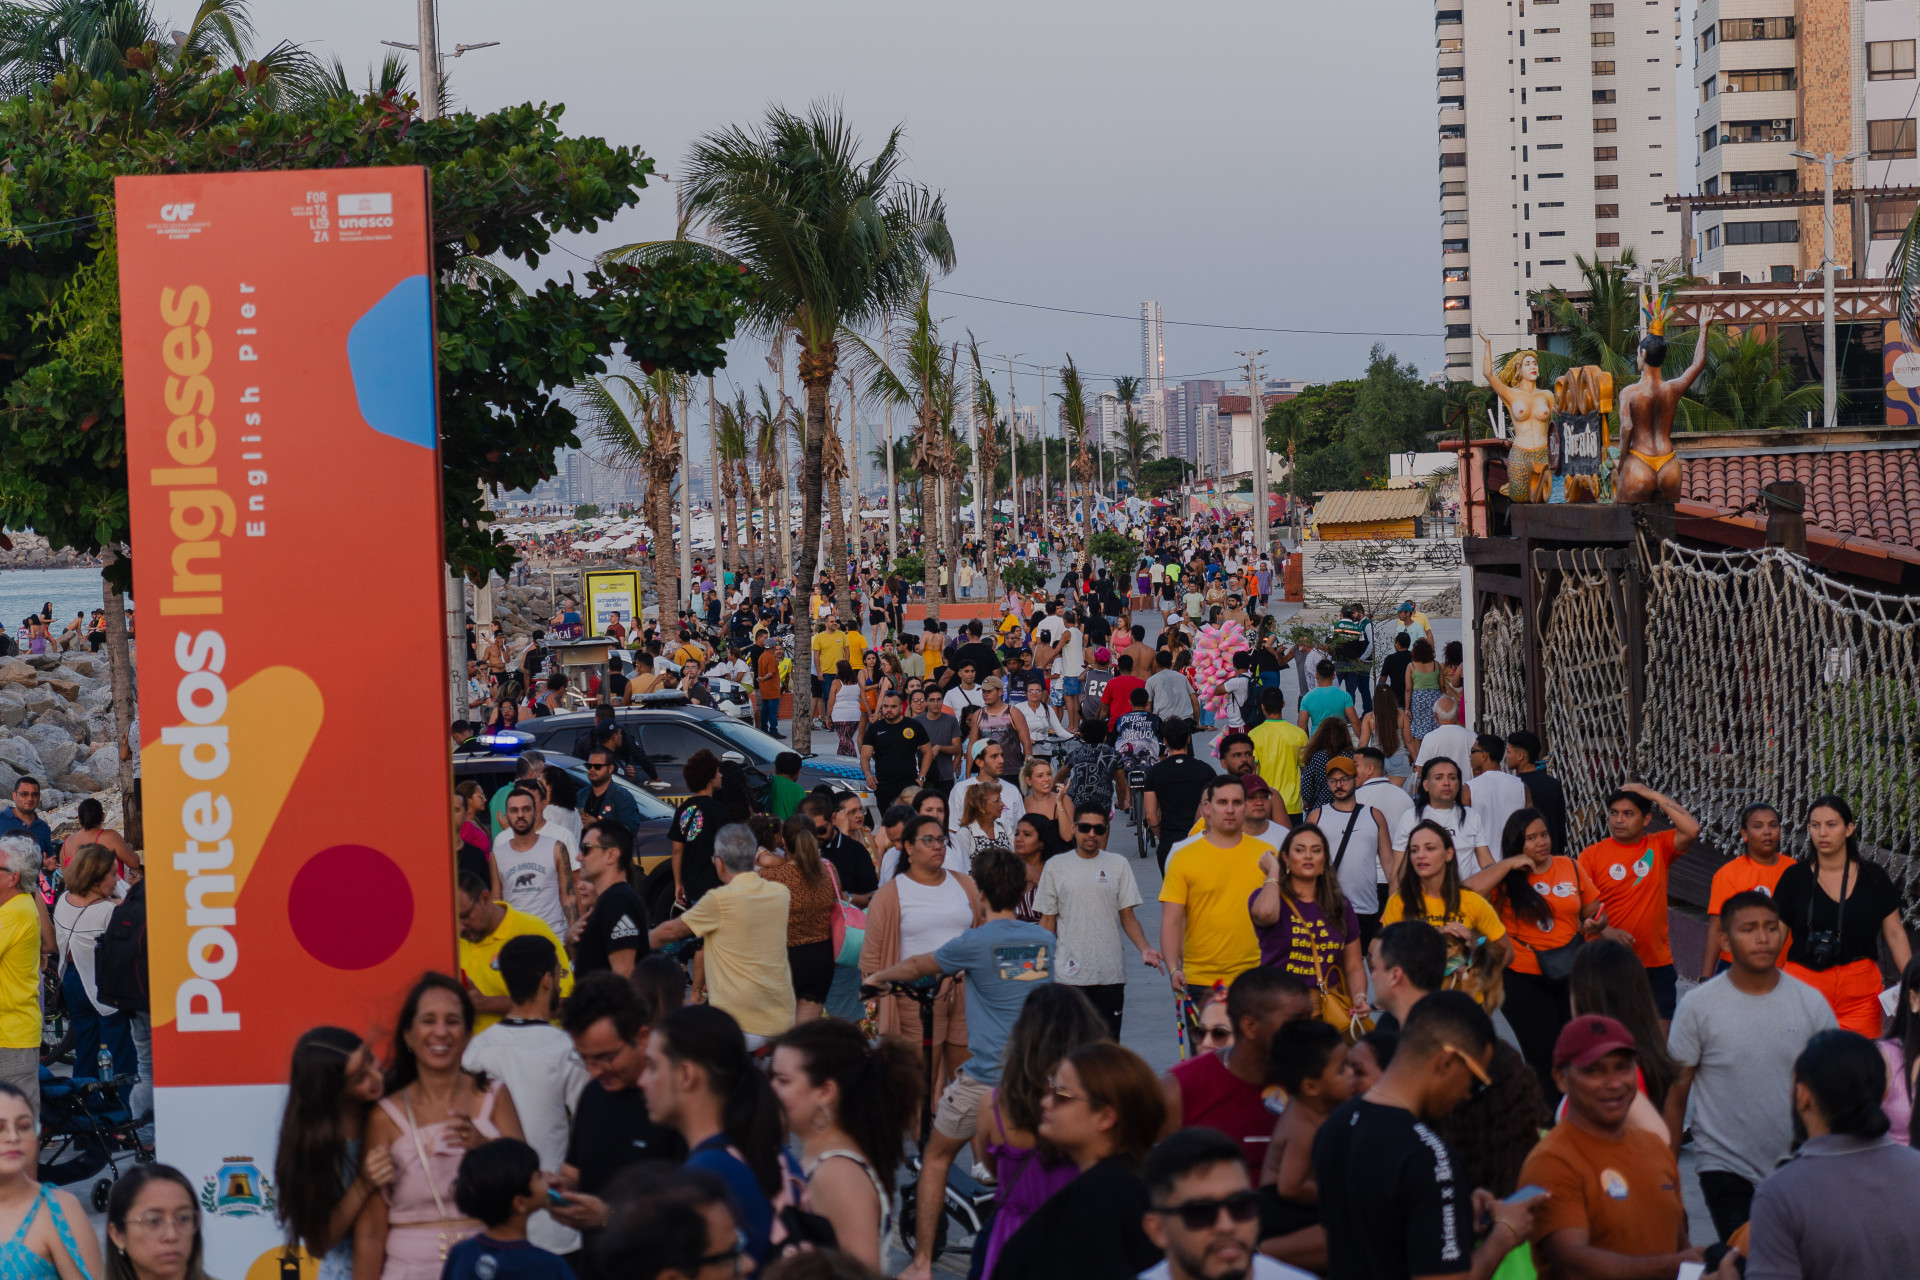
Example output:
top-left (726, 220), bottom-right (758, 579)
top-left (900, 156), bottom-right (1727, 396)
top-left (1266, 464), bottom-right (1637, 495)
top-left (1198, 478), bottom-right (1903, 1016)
top-left (1111, 687), bottom-right (1163, 769)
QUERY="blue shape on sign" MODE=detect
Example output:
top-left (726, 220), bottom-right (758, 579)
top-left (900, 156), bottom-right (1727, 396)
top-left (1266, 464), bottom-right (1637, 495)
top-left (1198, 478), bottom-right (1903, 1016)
top-left (347, 275), bottom-right (435, 449)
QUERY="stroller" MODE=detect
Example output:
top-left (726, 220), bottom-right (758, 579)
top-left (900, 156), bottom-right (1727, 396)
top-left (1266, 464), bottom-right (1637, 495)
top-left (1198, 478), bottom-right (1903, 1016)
top-left (36, 1063), bottom-right (152, 1212)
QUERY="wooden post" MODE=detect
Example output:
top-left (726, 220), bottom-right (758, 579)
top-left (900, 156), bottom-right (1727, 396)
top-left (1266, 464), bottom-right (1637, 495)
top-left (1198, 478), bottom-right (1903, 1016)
top-left (1762, 480), bottom-right (1806, 555)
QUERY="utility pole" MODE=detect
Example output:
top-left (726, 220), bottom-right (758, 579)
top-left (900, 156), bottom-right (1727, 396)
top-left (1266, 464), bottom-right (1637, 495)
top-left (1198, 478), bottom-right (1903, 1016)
top-left (1238, 350), bottom-right (1270, 556)
top-left (884, 319), bottom-right (898, 566)
top-left (415, 0), bottom-right (440, 117)
top-left (1790, 147), bottom-right (1864, 432)
top-left (708, 374), bottom-right (721, 576)
top-left (1039, 365), bottom-right (1050, 553)
top-left (1005, 355), bottom-right (1022, 529)
top-left (971, 381), bottom-right (984, 538)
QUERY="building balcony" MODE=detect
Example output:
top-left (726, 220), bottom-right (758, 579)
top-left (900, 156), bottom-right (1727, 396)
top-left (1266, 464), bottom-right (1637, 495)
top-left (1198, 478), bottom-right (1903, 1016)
top-left (1438, 50), bottom-right (1464, 72)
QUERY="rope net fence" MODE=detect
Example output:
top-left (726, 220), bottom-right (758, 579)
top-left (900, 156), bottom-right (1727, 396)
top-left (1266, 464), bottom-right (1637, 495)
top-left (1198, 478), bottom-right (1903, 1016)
top-left (1642, 538), bottom-right (1920, 916)
top-left (1477, 536), bottom-right (1920, 918)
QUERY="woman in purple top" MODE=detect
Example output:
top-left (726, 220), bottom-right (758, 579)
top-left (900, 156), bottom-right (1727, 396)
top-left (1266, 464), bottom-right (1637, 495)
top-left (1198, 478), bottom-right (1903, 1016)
top-left (1248, 824), bottom-right (1369, 1019)
top-left (971, 985), bottom-right (1109, 1280)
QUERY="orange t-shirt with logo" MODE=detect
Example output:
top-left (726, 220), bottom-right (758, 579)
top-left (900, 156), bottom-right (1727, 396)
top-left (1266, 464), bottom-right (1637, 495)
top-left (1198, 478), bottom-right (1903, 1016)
top-left (1706, 855), bottom-right (1791, 963)
top-left (1519, 1117), bottom-right (1685, 1280)
top-left (1497, 856), bottom-right (1601, 976)
top-left (1577, 829), bottom-right (1680, 968)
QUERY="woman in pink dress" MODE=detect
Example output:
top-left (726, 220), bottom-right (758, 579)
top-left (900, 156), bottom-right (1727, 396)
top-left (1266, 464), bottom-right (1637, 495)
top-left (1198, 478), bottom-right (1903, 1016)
top-left (357, 975), bottom-right (524, 1280)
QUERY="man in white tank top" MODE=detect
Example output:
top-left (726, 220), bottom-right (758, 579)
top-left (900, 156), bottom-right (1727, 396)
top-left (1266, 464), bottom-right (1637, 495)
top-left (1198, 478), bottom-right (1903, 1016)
top-left (494, 787), bottom-right (576, 937)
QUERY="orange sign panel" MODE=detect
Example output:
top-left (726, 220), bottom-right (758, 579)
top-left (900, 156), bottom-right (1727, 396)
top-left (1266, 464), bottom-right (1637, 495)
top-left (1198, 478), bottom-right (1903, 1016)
top-left (116, 168), bottom-right (454, 1090)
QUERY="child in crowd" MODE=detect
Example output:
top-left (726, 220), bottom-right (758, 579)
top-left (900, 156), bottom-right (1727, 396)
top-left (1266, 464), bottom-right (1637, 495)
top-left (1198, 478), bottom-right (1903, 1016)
top-left (1258, 1020), bottom-right (1353, 1274)
top-left (445, 1139), bottom-right (574, 1280)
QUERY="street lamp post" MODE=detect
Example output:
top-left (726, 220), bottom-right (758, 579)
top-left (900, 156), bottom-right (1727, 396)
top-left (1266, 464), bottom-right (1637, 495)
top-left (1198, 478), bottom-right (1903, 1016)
top-left (1238, 349), bottom-right (1270, 557)
top-left (1790, 146), bottom-right (1864, 432)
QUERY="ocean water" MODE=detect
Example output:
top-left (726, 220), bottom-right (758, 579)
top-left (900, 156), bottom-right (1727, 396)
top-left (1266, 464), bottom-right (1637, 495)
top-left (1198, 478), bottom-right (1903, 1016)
top-left (0, 566), bottom-right (119, 635)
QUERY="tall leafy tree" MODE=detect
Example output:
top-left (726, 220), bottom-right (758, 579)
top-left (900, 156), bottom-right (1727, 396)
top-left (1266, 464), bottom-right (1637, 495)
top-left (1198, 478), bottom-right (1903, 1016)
top-left (680, 103), bottom-right (953, 750)
top-left (1681, 325), bottom-right (1827, 431)
top-left (968, 336), bottom-right (1002, 601)
top-left (1057, 356), bottom-right (1091, 559)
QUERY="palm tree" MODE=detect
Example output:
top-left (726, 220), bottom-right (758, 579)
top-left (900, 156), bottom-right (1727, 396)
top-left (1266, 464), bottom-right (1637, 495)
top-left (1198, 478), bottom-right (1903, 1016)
top-left (1681, 325), bottom-right (1828, 431)
top-left (1113, 374), bottom-right (1153, 491)
top-left (969, 337), bottom-right (1002, 602)
top-left (849, 282), bottom-right (959, 616)
top-left (578, 367), bottom-right (684, 629)
top-left (751, 384), bottom-right (789, 579)
top-left (1056, 357), bottom-right (1092, 562)
top-left (715, 390), bottom-right (752, 578)
top-left (0, 0), bottom-right (318, 100)
top-left (681, 103), bottom-right (954, 750)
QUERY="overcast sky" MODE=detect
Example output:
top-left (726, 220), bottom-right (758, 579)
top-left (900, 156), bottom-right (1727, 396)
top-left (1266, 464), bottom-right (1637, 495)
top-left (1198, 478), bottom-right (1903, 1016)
top-left (241, 0), bottom-right (1459, 418)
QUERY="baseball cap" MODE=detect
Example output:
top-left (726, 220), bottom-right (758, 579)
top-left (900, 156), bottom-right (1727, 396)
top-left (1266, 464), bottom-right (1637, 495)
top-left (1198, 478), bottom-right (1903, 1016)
top-left (1553, 1015), bottom-right (1638, 1069)
top-left (1325, 755), bottom-right (1356, 776)
top-left (1240, 774), bottom-right (1272, 798)
top-left (1397, 601), bottom-right (1415, 612)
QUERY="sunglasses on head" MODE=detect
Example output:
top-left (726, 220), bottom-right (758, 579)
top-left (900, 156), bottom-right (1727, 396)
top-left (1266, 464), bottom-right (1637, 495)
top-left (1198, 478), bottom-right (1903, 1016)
top-left (1077, 822), bottom-right (1108, 834)
top-left (1151, 1190), bottom-right (1261, 1232)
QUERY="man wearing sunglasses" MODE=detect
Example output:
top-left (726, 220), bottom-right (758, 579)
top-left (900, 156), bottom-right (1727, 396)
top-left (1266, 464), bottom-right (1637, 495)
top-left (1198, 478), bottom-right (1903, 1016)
top-left (1316, 990), bottom-right (1539, 1280)
top-left (1036, 800), bottom-right (1161, 1041)
top-left (1141, 1128), bottom-right (1313, 1280)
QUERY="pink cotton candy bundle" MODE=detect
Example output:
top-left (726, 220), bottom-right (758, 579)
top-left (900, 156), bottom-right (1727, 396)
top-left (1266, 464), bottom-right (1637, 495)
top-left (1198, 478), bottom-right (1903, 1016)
top-left (1194, 619), bottom-right (1249, 712)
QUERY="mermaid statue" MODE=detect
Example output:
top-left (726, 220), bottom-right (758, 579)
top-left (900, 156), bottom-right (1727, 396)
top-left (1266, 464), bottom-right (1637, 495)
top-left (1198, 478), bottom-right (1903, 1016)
top-left (1480, 332), bottom-right (1554, 503)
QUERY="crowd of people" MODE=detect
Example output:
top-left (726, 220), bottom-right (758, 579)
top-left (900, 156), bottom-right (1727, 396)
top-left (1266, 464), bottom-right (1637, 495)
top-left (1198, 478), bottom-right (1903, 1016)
top-left (0, 507), bottom-right (1914, 1280)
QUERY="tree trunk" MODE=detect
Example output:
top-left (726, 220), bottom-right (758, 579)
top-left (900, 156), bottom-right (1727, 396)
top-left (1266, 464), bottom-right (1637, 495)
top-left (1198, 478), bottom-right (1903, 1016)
top-left (791, 351), bottom-right (834, 753)
top-left (826, 467), bottom-right (847, 613)
top-left (649, 477), bottom-right (677, 633)
top-left (944, 473), bottom-right (961, 604)
top-left (98, 546), bottom-right (139, 849)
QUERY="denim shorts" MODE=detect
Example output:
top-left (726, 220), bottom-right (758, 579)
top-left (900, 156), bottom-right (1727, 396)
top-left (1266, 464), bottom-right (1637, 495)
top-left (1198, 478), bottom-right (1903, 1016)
top-left (1063, 676), bottom-right (1083, 696)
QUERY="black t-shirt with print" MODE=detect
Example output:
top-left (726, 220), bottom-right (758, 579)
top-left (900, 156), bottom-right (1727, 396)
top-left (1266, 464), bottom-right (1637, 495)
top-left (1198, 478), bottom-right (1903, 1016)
top-left (576, 881), bottom-right (650, 974)
top-left (1314, 1098), bottom-right (1474, 1280)
top-left (1772, 857), bottom-right (1902, 969)
top-left (862, 718), bottom-right (925, 802)
top-left (671, 795), bottom-right (726, 905)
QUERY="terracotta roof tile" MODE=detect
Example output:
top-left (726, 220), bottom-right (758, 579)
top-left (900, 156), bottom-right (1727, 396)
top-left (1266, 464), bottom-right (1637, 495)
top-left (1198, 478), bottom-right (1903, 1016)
top-left (1681, 447), bottom-right (1920, 550)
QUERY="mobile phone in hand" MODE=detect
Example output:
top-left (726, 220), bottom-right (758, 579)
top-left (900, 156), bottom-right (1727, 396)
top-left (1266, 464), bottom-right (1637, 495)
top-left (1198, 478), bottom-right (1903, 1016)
top-left (1503, 1185), bottom-right (1549, 1205)
top-left (547, 1187), bottom-right (570, 1207)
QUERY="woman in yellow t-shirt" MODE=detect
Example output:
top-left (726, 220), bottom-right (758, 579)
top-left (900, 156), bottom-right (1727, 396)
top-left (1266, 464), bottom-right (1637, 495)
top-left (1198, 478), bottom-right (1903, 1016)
top-left (1380, 819), bottom-right (1510, 992)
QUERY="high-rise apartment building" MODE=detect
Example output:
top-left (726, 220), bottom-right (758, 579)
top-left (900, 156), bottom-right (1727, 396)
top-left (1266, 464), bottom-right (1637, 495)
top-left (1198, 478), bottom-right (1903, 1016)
top-left (1692, 2), bottom-right (1920, 283)
top-left (1141, 301), bottom-right (1167, 432)
top-left (1169, 379), bottom-right (1226, 464)
top-left (1011, 405), bottom-right (1039, 443)
top-left (1439, 0), bottom-right (1682, 381)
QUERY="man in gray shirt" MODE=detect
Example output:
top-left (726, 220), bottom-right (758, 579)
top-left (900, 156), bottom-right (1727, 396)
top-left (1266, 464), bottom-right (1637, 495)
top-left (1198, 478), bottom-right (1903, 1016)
top-left (1145, 649), bottom-right (1197, 722)
top-left (915, 698), bottom-right (964, 785)
top-left (1664, 890), bottom-right (1836, 1242)
top-left (1742, 1029), bottom-right (1920, 1280)
top-left (1034, 798), bottom-right (1161, 1040)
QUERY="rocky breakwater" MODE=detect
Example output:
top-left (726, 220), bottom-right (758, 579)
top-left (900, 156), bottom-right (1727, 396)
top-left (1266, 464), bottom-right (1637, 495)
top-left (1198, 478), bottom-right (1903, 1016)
top-left (0, 532), bottom-right (97, 569)
top-left (0, 651), bottom-right (128, 809)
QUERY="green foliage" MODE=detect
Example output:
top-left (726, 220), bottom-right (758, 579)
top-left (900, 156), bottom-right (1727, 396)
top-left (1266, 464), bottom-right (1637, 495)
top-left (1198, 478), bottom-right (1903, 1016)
top-left (1000, 559), bottom-right (1045, 594)
top-left (1678, 325), bottom-right (1828, 432)
top-left (1088, 530), bottom-right (1140, 582)
top-left (1264, 346), bottom-right (1440, 494)
top-left (0, 53), bottom-right (753, 585)
top-left (1137, 456), bottom-right (1193, 496)
top-left (890, 553), bottom-right (925, 581)
top-left (573, 504), bottom-right (600, 519)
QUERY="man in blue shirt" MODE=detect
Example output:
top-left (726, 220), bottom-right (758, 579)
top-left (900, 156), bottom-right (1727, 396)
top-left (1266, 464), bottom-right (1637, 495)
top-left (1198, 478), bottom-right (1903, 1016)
top-left (576, 747), bottom-right (643, 832)
top-left (640, 1003), bottom-right (795, 1268)
top-left (0, 778), bottom-right (51, 859)
top-left (865, 843), bottom-right (1055, 1280)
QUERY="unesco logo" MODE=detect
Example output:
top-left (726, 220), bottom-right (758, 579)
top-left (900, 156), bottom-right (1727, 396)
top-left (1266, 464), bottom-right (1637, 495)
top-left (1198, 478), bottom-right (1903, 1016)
top-left (160, 203), bottom-right (197, 222)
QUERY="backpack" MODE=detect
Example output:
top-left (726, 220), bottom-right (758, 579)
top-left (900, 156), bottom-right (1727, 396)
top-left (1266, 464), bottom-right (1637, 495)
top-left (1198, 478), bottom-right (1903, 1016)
top-left (95, 880), bottom-right (148, 1014)
top-left (1239, 676), bottom-right (1266, 730)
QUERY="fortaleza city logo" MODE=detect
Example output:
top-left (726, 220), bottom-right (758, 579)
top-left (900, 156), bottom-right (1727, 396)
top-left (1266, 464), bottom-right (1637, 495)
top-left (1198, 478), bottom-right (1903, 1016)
top-left (200, 1157), bottom-right (276, 1218)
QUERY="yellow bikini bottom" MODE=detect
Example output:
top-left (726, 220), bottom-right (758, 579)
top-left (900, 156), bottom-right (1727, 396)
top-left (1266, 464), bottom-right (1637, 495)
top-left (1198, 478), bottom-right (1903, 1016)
top-left (1628, 447), bottom-right (1676, 472)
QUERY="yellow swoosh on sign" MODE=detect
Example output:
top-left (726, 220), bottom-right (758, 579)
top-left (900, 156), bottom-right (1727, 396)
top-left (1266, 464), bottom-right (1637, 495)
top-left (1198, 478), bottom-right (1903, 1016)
top-left (149, 665), bottom-right (324, 1028)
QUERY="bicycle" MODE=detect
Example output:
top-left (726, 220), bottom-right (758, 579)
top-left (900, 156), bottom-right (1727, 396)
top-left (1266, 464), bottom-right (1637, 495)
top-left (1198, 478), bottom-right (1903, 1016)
top-left (859, 977), bottom-right (993, 1263)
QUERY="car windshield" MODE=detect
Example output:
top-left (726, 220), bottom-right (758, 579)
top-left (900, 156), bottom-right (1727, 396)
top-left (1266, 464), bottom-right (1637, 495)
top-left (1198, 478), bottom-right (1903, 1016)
top-left (708, 719), bottom-right (788, 764)
top-left (563, 766), bottom-right (674, 820)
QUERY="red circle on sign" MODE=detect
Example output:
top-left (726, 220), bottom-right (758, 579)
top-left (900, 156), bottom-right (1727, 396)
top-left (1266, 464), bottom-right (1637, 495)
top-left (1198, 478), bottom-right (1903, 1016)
top-left (288, 845), bottom-right (414, 970)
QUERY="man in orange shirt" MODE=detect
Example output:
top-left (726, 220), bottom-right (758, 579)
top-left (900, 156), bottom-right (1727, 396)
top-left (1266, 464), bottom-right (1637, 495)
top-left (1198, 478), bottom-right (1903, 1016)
top-left (1698, 801), bottom-right (1788, 981)
top-left (754, 637), bottom-right (785, 735)
top-left (1519, 1015), bottom-right (1702, 1280)
top-left (1576, 783), bottom-right (1699, 1024)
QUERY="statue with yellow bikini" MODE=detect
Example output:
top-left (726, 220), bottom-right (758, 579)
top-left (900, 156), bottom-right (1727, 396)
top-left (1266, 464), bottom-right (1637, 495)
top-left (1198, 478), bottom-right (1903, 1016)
top-left (1614, 289), bottom-right (1705, 503)
top-left (1479, 332), bottom-right (1556, 504)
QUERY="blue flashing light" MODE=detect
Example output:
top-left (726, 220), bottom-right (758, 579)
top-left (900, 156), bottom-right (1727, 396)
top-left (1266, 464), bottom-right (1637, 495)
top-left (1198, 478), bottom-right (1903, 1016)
top-left (477, 730), bottom-right (534, 754)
